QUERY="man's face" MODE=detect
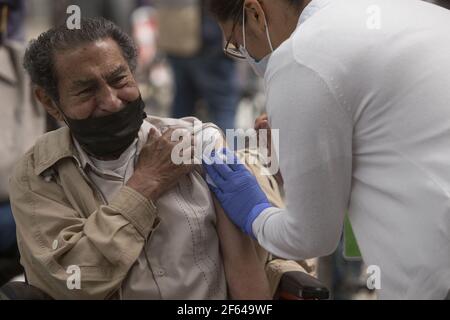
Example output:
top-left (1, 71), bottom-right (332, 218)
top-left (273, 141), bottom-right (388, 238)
top-left (54, 38), bottom-right (139, 120)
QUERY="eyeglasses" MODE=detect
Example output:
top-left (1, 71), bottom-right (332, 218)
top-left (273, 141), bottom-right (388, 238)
top-left (223, 6), bottom-right (246, 60)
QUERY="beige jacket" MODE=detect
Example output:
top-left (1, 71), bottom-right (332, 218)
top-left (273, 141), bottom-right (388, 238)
top-left (10, 122), bottom-right (159, 299)
top-left (10, 114), bottom-right (307, 299)
top-left (10, 116), bottom-right (282, 299)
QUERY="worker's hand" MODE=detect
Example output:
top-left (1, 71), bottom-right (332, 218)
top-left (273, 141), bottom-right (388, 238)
top-left (255, 113), bottom-right (284, 186)
top-left (127, 128), bottom-right (195, 201)
top-left (203, 148), bottom-right (272, 237)
top-left (255, 113), bottom-right (271, 157)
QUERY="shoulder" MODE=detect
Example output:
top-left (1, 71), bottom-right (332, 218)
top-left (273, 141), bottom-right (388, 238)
top-left (145, 115), bottom-right (224, 144)
top-left (10, 148), bottom-right (35, 190)
top-left (144, 116), bottom-right (225, 163)
top-left (11, 127), bottom-right (72, 188)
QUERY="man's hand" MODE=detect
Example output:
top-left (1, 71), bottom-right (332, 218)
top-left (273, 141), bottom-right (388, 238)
top-left (203, 148), bottom-right (272, 237)
top-left (127, 128), bottom-right (195, 201)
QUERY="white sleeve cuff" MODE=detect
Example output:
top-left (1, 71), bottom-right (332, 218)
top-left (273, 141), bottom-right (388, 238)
top-left (252, 206), bottom-right (284, 240)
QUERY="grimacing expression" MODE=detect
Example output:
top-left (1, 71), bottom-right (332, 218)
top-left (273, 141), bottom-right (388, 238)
top-left (54, 38), bottom-right (140, 121)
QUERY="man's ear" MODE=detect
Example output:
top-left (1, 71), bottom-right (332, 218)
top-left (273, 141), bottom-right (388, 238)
top-left (244, 0), bottom-right (268, 35)
top-left (34, 87), bottom-right (64, 122)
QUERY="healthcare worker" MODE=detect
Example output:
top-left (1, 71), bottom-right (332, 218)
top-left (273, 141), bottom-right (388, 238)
top-left (203, 0), bottom-right (450, 299)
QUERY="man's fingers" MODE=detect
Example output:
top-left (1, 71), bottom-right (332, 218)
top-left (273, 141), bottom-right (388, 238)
top-left (146, 127), bottom-right (158, 144)
top-left (161, 127), bottom-right (175, 139)
top-left (162, 127), bottom-right (193, 142)
top-left (179, 146), bottom-right (199, 164)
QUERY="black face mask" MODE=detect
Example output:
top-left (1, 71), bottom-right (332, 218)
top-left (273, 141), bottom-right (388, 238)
top-left (64, 96), bottom-right (147, 158)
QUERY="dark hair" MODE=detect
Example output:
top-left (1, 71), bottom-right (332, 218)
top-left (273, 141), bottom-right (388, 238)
top-left (23, 17), bottom-right (137, 102)
top-left (207, 0), bottom-right (245, 23)
top-left (207, 0), bottom-right (304, 22)
top-left (433, 0), bottom-right (450, 10)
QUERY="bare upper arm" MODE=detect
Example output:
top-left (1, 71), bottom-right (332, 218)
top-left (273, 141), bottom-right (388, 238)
top-left (209, 135), bottom-right (271, 299)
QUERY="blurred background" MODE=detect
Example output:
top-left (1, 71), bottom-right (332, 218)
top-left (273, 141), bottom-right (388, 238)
top-left (1, 0), bottom-right (449, 299)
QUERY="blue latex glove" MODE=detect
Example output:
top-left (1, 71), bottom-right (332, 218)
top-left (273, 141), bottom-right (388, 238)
top-left (203, 148), bottom-right (272, 237)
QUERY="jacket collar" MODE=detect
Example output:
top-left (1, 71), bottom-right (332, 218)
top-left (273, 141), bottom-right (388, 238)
top-left (33, 119), bottom-right (155, 176)
top-left (33, 126), bottom-right (79, 176)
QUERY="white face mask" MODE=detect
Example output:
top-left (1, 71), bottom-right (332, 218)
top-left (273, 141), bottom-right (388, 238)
top-left (239, 6), bottom-right (274, 77)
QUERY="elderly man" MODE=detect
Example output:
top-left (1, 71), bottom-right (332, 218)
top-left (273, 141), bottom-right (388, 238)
top-left (9, 17), bottom-right (272, 300)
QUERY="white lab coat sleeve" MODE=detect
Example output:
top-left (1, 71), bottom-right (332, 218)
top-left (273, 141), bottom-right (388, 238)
top-left (252, 61), bottom-right (353, 260)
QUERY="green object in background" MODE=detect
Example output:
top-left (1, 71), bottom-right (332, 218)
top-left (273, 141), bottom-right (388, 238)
top-left (343, 215), bottom-right (362, 260)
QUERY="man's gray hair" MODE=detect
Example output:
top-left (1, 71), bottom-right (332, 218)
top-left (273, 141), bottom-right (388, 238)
top-left (23, 17), bottom-right (137, 103)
